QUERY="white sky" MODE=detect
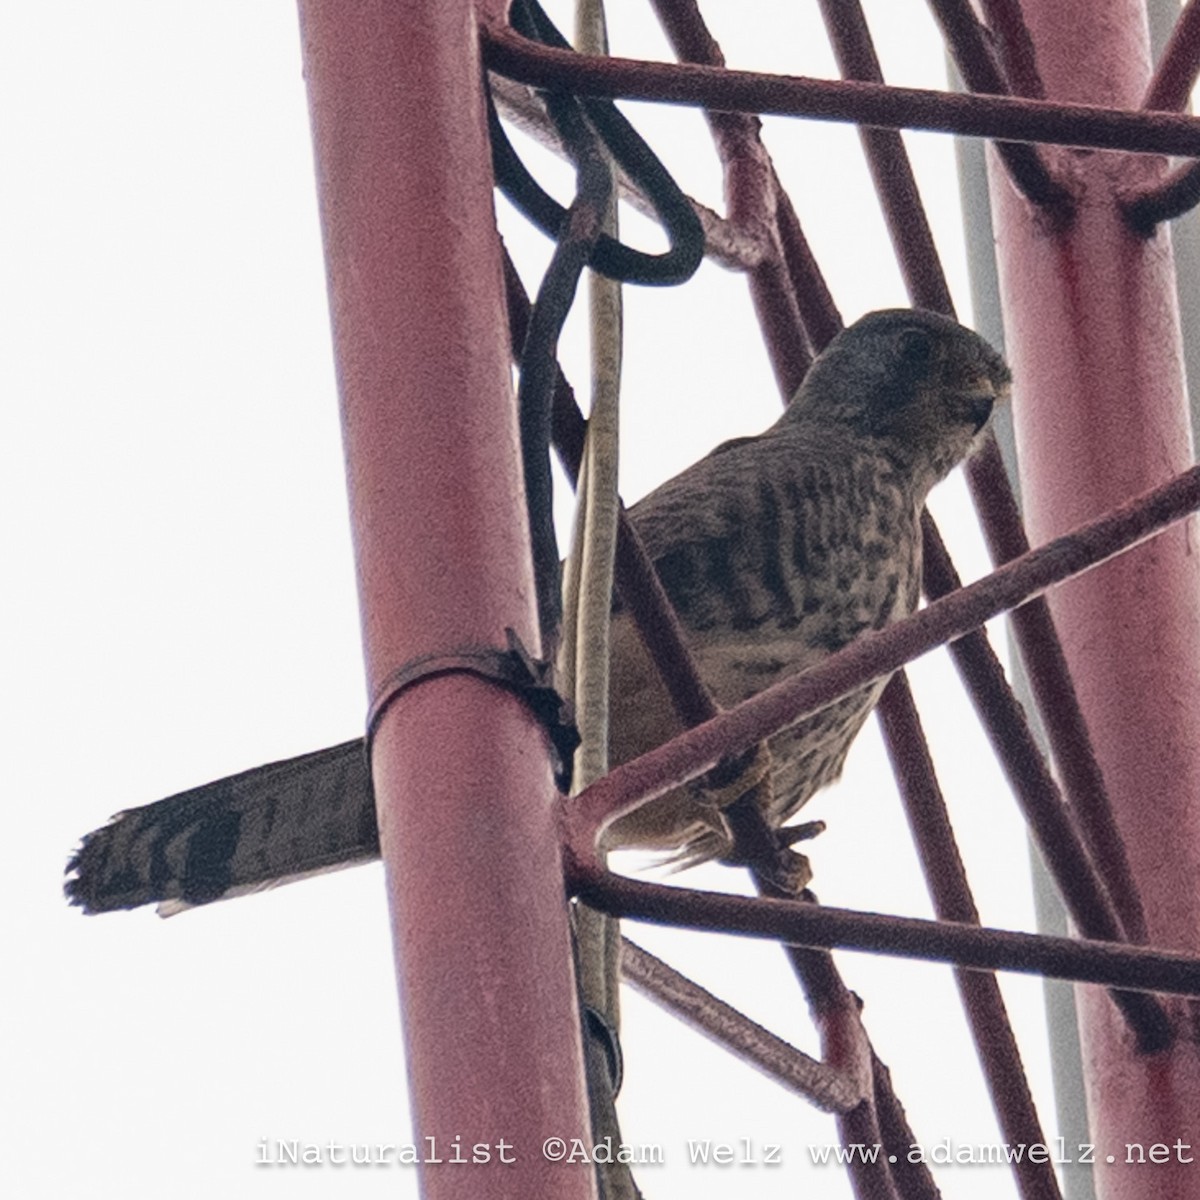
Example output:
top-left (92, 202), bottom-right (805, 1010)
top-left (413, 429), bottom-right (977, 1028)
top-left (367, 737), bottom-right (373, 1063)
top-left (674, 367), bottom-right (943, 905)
top-left (2, 3), bottom-right (1071, 1198)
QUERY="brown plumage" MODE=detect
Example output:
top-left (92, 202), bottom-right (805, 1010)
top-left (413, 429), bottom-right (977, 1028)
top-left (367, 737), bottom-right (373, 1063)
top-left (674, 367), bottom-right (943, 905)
top-left (65, 309), bottom-right (1008, 913)
top-left (602, 308), bottom-right (1009, 859)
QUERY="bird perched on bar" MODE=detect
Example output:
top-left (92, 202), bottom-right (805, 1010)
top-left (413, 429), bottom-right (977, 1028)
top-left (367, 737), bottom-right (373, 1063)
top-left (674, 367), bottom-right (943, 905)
top-left (65, 309), bottom-right (1009, 913)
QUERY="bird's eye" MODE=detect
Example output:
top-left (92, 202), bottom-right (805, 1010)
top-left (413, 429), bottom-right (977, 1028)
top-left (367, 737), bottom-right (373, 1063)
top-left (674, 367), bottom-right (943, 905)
top-left (896, 327), bottom-right (934, 367)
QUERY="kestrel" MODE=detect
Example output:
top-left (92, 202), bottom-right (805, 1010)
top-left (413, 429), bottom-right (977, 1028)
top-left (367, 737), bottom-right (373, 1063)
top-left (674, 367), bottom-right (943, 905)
top-left (66, 308), bottom-right (1009, 912)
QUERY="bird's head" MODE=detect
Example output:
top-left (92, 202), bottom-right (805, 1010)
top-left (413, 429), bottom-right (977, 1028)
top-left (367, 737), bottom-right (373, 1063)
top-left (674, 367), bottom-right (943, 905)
top-left (789, 308), bottom-right (1011, 483)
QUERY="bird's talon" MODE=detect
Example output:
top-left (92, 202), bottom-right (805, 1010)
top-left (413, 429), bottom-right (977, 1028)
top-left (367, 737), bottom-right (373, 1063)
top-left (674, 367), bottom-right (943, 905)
top-left (777, 819), bottom-right (826, 848)
top-left (763, 846), bottom-right (814, 896)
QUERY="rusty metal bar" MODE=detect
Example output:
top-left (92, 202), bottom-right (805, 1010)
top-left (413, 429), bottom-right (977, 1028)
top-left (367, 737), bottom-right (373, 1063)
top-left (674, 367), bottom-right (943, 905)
top-left (965, 440), bottom-right (1148, 941)
top-left (977, 0), bottom-right (1045, 98)
top-left (567, 864), bottom-right (1200, 998)
top-left (925, 0), bottom-right (1071, 213)
top-left (877, 675), bottom-right (1062, 1200)
top-left (650, 0), bottom-right (812, 396)
top-left (1124, 157), bottom-right (1200, 230)
top-left (871, 1052), bottom-right (941, 1200)
top-left (919, 515), bottom-right (1170, 1049)
top-left (719, 804), bottom-right (904, 1200)
top-left (620, 939), bottom-right (862, 1113)
top-left (1143, 0), bottom-right (1200, 111)
top-left (817, 0), bottom-right (955, 312)
top-left (773, 185), bottom-right (843, 349)
top-left (483, 22), bottom-right (1200, 156)
top-left (928, 0), bottom-right (1015, 95)
top-left (1126, 0), bottom-right (1200, 229)
top-left (987, 3), bottom-right (1200, 1195)
top-left (838, 1095), bottom-right (901, 1200)
top-left (297, 5), bottom-right (595, 1198)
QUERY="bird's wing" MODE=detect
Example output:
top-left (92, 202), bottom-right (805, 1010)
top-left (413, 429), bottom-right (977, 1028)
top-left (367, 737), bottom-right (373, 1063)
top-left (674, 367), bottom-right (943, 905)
top-left (606, 607), bottom-right (689, 768)
top-left (64, 740), bottom-right (377, 914)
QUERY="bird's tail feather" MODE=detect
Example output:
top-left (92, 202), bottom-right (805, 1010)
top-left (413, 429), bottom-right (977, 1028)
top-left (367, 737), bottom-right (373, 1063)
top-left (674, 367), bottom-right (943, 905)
top-left (64, 739), bottom-right (378, 914)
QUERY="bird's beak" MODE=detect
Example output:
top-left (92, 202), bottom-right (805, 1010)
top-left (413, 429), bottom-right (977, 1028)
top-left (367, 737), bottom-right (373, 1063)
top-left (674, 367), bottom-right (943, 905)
top-left (964, 372), bottom-right (1011, 434)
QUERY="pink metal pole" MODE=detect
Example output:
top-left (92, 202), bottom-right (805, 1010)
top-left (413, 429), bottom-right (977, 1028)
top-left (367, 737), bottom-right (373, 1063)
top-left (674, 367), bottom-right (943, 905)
top-left (987, 3), bottom-right (1200, 1196)
top-left (296, 4), bottom-right (595, 1198)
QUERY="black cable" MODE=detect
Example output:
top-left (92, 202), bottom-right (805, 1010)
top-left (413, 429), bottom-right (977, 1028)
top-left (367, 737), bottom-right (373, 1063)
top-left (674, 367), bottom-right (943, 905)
top-left (512, 5), bottom-right (613, 655)
top-left (491, 0), bottom-right (705, 286)
top-left (501, 0), bottom-right (706, 661)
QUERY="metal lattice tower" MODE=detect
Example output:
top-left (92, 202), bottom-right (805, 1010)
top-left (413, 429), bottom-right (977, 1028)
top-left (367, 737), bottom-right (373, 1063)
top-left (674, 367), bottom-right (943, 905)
top-left (298, 3), bottom-right (1200, 1198)
top-left (67, 3), bottom-right (1200, 1198)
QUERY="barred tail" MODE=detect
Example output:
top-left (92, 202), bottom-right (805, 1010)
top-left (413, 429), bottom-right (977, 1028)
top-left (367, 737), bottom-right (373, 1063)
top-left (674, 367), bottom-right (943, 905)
top-left (64, 740), bottom-right (378, 914)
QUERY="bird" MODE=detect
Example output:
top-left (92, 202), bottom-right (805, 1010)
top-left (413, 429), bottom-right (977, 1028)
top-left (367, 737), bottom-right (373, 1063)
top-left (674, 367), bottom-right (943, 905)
top-left (65, 308), bottom-right (1009, 914)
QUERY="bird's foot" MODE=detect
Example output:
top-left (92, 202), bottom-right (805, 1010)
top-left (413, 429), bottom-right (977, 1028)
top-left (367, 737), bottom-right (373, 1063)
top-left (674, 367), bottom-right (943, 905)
top-left (760, 845), bottom-right (814, 896)
top-left (777, 819), bottom-right (826, 849)
top-left (763, 819), bottom-right (825, 894)
top-left (662, 744), bottom-right (775, 865)
top-left (717, 815), bottom-right (824, 893)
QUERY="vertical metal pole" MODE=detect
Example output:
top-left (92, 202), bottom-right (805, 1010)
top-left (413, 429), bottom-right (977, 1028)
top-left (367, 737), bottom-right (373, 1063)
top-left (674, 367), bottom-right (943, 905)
top-left (954, 49), bottom-right (1105, 1193)
top-left (956, 106), bottom-right (1096, 1200)
top-left (987, 3), bottom-right (1200, 1198)
top-left (296, 4), bottom-right (595, 1198)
